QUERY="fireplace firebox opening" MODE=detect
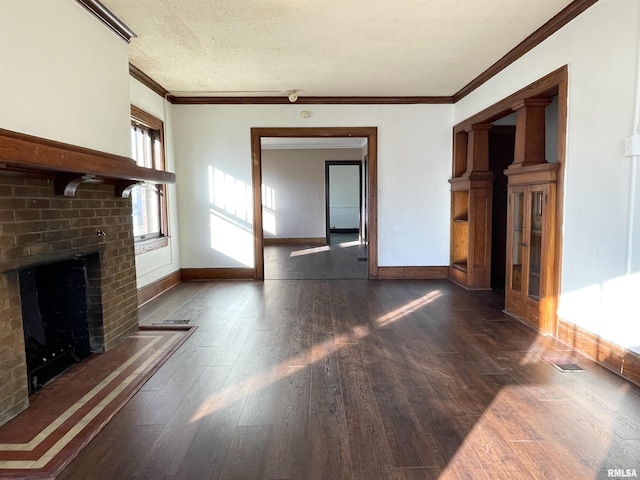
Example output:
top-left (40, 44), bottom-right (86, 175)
top-left (18, 254), bottom-right (103, 393)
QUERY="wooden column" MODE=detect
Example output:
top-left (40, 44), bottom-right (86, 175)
top-left (511, 98), bottom-right (553, 167)
top-left (465, 124), bottom-right (491, 174)
top-left (452, 131), bottom-right (468, 178)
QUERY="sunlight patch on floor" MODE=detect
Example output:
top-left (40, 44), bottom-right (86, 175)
top-left (289, 245), bottom-right (331, 257)
top-left (376, 290), bottom-right (443, 327)
top-left (189, 323), bottom-right (369, 423)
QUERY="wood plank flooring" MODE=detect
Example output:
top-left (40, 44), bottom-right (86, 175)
top-left (58, 279), bottom-right (640, 479)
top-left (264, 234), bottom-right (367, 280)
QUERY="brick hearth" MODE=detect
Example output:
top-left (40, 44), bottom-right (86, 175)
top-left (0, 173), bottom-right (139, 426)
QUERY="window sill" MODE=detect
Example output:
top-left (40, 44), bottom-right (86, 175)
top-left (135, 236), bottom-right (169, 256)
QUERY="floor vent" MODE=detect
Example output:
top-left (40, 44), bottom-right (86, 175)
top-left (544, 357), bottom-right (585, 372)
top-left (152, 319), bottom-right (191, 325)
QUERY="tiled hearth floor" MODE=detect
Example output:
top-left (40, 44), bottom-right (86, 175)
top-left (0, 327), bottom-right (194, 480)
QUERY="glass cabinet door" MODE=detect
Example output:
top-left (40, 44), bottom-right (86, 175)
top-left (510, 191), bottom-right (524, 293)
top-left (527, 190), bottom-right (543, 300)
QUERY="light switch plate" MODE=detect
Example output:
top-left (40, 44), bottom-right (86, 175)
top-left (625, 135), bottom-right (640, 156)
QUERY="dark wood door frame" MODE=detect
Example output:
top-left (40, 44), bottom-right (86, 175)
top-left (325, 160), bottom-right (363, 243)
top-left (251, 127), bottom-right (378, 280)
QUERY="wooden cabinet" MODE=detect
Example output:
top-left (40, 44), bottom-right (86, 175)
top-left (504, 163), bottom-right (558, 333)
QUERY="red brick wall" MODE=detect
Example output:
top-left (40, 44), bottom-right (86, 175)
top-left (0, 173), bottom-right (139, 425)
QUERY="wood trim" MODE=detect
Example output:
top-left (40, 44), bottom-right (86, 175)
top-left (181, 268), bottom-right (255, 281)
top-left (75, 0), bottom-right (136, 43)
top-left (557, 319), bottom-right (640, 388)
top-left (137, 270), bottom-right (181, 306)
top-left (0, 128), bottom-right (175, 193)
top-left (264, 237), bottom-right (326, 246)
top-left (453, 0), bottom-right (599, 102)
top-left (168, 96), bottom-right (454, 105)
top-left (504, 162), bottom-right (560, 186)
top-left (454, 66), bottom-right (567, 133)
top-left (131, 105), bottom-right (163, 130)
top-left (251, 127), bottom-right (379, 280)
top-left (129, 64), bottom-right (169, 98)
top-left (552, 68), bottom-right (569, 340)
top-left (378, 266), bottom-right (448, 280)
top-left (367, 131), bottom-right (379, 279)
top-left (251, 131), bottom-right (265, 280)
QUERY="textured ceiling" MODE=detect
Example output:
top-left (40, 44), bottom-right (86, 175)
top-left (102, 0), bottom-right (575, 97)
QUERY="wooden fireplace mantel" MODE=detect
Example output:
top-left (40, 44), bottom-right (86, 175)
top-left (0, 128), bottom-right (175, 197)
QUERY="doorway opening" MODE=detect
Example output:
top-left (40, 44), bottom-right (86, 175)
top-left (251, 127), bottom-right (378, 280)
top-left (325, 160), bottom-right (363, 245)
top-left (489, 125), bottom-right (516, 295)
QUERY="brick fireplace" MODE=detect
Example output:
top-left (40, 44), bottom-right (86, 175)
top-left (0, 173), bottom-right (140, 425)
top-left (0, 128), bottom-right (175, 427)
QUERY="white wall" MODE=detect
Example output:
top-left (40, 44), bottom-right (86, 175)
top-left (0, 0), bottom-right (131, 157)
top-left (455, 0), bottom-right (640, 351)
top-left (262, 149), bottom-right (361, 239)
top-left (172, 104), bottom-right (453, 268)
top-left (129, 78), bottom-right (181, 288)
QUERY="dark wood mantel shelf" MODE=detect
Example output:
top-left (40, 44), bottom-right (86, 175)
top-left (0, 128), bottom-right (175, 197)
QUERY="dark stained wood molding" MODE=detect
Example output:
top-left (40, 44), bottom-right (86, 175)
top-left (251, 127), bottom-right (379, 280)
top-left (168, 96), bottom-right (454, 105)
top-left (264, 237), bottom-right (326, 246)
top-left (137, 270), bottom-right (182, 306)
top-left (76, 0), bottom-right (136, 43)
top-left (453, 0), bottom-right (599, 102)
top-left (557, 319), bottom-right (640, 388)
top-left (453, 66), bottom-right (567, 133)
top-left (129, 64), bottom-right (170, 98)
top-left (131, 105), bottom-right (163, 130)
top-left (181, 268), bottom-right (255, 281)
top-left (378, 266), bottom-right (449, 280)
top-left (0, 128), bottom-right (175, 197)
top-left (252, 127), bottom-right (378, 139)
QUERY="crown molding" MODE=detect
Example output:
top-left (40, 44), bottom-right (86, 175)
top-left (75, 0), bottom-right (136, 43)
top-left (453, 0), bottom-right (598, 102)
top-left (129, 64), bottom-right (170, 98)
top-left (167, 95), bottom-right (453, 105)
top-left (127, 0), bottom-right (597, 105)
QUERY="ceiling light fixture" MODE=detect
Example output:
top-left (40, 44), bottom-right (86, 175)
top-left (288, 90), bottom-right (298, 103)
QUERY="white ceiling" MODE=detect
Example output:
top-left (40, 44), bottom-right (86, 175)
top-left (261, 137), bottom-right (367, 150)
top-left (102, 0), bottom-right (575, 97)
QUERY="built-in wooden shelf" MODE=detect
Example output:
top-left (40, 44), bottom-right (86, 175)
top-left (0, 128), bottom-right (175, 198)
top-left (453, 214), bottom-right (469, 223)
top-left (451, 261), bottom-right (468, 273)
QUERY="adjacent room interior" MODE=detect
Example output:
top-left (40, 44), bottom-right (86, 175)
top-left (261, 137), bottom-right (368, 280)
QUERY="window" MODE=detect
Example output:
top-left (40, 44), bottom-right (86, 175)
top-left (130, 106), bottom-right (168, 252)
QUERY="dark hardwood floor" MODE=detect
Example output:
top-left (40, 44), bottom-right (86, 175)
top-left (58, 275), bottom-right (640, 479)
top-left (264, 234), bottom-right (367, 280)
